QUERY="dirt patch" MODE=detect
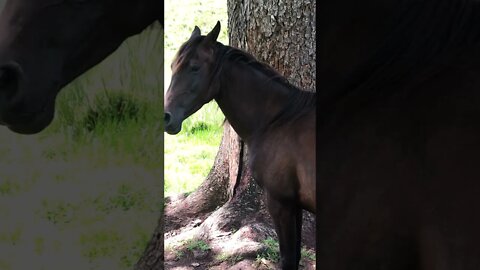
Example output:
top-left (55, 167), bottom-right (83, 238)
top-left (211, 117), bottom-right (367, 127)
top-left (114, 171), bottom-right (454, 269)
top-left (164, 195), bottom-right (316, 269)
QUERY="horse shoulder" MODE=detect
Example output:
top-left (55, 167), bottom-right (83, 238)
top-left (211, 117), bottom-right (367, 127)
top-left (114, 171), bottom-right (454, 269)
top-left (249, 118), bottom-right (314, 203)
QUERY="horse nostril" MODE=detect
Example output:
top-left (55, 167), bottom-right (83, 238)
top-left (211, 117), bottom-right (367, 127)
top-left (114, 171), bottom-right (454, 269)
top-left (164, 112), bottom-right (171, 125)
top-left (0, 62), bottom-right (22, 98)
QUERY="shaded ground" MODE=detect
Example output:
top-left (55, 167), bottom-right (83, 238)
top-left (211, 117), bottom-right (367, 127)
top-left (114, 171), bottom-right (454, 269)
top-left (164, 195), bottom-right (316, 270)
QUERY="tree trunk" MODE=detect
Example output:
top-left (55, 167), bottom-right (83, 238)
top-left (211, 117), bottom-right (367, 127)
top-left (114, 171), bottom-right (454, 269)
top-left (164, 0), bottom-right (316, 268)
top-left (228, 0), bottom-right (316, 90)
top-left (134, 215), bottom-right (164, 270)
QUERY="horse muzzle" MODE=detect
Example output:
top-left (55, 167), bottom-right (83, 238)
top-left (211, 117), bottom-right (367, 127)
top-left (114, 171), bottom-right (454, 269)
top-left (164, 111), bottom-right (183, 135)
top-left (0, 106), bottom-right (54, 134)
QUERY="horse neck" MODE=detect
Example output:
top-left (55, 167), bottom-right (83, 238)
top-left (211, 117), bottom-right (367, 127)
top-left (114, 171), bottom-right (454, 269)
top-left (214, 60), bottom-right (291, 142)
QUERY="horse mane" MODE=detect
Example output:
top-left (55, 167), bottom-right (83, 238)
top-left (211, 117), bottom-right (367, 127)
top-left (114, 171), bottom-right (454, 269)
top-left (220, 46), bottom-right (316, 127)
top-left (174, 35), bottom-right (315, 128)
top-left (320, 0), bottom-right (480, 111)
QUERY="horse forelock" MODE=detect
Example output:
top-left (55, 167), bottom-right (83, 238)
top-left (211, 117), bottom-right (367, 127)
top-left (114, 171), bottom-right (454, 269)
top-left (171, 36), bottom-right (204, 73)
top-left (172, 36), bottom-right (228, 76)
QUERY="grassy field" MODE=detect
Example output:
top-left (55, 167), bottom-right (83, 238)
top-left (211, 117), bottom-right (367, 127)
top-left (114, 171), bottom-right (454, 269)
top-left (0, 23), bottom-right (164, 270)
top-left (164, 0), bottom-right (227, 196)
top-left (0, 0), bottom-right (227, 268)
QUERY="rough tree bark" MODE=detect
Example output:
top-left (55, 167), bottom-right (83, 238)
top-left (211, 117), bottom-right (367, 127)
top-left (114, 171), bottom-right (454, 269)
top-left (164, 0), bottom-right (316, 268)
top-left (229, 0), bottom-right (316, 90)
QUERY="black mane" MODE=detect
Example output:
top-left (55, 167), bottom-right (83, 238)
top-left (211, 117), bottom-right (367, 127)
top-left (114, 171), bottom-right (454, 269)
top-left (221, 46), bottom-right (316, 127)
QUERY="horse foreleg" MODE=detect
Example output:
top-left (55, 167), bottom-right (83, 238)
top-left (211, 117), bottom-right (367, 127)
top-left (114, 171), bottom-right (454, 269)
top-left (265, 192), bottom-right (303, 270)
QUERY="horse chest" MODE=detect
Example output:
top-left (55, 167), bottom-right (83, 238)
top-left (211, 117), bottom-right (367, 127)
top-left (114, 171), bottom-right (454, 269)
top-left (249, 137), bottom-right (298, 200)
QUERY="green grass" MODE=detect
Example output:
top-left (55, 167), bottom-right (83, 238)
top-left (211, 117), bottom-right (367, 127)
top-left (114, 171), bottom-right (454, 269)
top-left (301, 248), bottom-right (316, 261)
top-left (215, 253), bottom-right (243, 264)
top-left (255, 237), bottom-right (316, 265)
top-left (164, 0), bottom-right (227, 197)
top-left (164, 101), bottom-right (224, 196)
top-left (256, 237), bottom-right (281, 263)
top-left (0, 22), bottom-right (163, 270)
top-left (185, 238), bottom-right (210, 252)
top-left (0, 0), bottom-right (229, 268)
top-left (42, 23), bottom-right (165, 169)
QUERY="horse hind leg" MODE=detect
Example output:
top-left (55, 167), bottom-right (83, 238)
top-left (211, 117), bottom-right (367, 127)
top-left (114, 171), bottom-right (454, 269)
top-left (265, 192), bottom-right (303, 270)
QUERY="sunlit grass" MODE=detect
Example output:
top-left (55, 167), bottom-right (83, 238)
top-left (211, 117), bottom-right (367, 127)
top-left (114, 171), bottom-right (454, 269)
top-left (164, 102), bottom-right (224, 196)
top-left (0, 22), bottom-right (163, 270)
top-left (164, 0), bottom-right (227, 197)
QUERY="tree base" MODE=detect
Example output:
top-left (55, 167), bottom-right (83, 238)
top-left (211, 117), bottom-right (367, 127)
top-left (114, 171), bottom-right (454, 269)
top-left (164, 179), bottom-right (316, 269)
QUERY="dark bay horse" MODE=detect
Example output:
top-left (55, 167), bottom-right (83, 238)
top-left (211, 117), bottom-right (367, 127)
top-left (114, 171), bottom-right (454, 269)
top-left (318, 0), bottom-right (480, 269)
top-left (164, 22), bottom-right (316, 270)
top-left (0, 0), bottom-right (162, 134)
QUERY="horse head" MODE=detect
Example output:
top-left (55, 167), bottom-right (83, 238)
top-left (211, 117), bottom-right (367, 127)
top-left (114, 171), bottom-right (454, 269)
top-left (0, 0), bottom-right (161, 134)
top-left (164, 21), bottom-right (221, 135)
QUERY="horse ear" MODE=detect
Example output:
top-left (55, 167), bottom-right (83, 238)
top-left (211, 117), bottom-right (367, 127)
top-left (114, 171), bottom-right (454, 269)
top-left (205, 21), bottom-right (221, 44)
top-left (190, 26), bottom-right (201, 39)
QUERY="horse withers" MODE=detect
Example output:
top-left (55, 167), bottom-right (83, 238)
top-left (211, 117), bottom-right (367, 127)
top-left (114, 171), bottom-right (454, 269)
top-left (164, 22), bottom-right (316, 270)
top-left (0, 0), bottom-right (162, 134)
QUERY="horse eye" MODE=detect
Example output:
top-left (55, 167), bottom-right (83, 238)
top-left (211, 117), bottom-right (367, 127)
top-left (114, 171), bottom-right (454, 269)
top-left (190, 65), bottom-right (200, 72)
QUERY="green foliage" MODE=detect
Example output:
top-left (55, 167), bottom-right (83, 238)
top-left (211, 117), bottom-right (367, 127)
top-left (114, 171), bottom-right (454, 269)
top-left (82, 92), bottom-right (145, 132)
top-left (215, 253), bottom-right (243, 264)
top-left (255, 238), bottom-right (316, 266)
top-left (185, 238), bottom-right (211, 252)
top-left (37, 22), bottom-right (165, 169)
top-left (257, 237), bottom-right (281, 263)
top-left (301, 248), bottom-right (316, 261)
top-left (0, 22), bottom-right (163, 270)
top-left (188, 122), bottom-right (210, 134)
